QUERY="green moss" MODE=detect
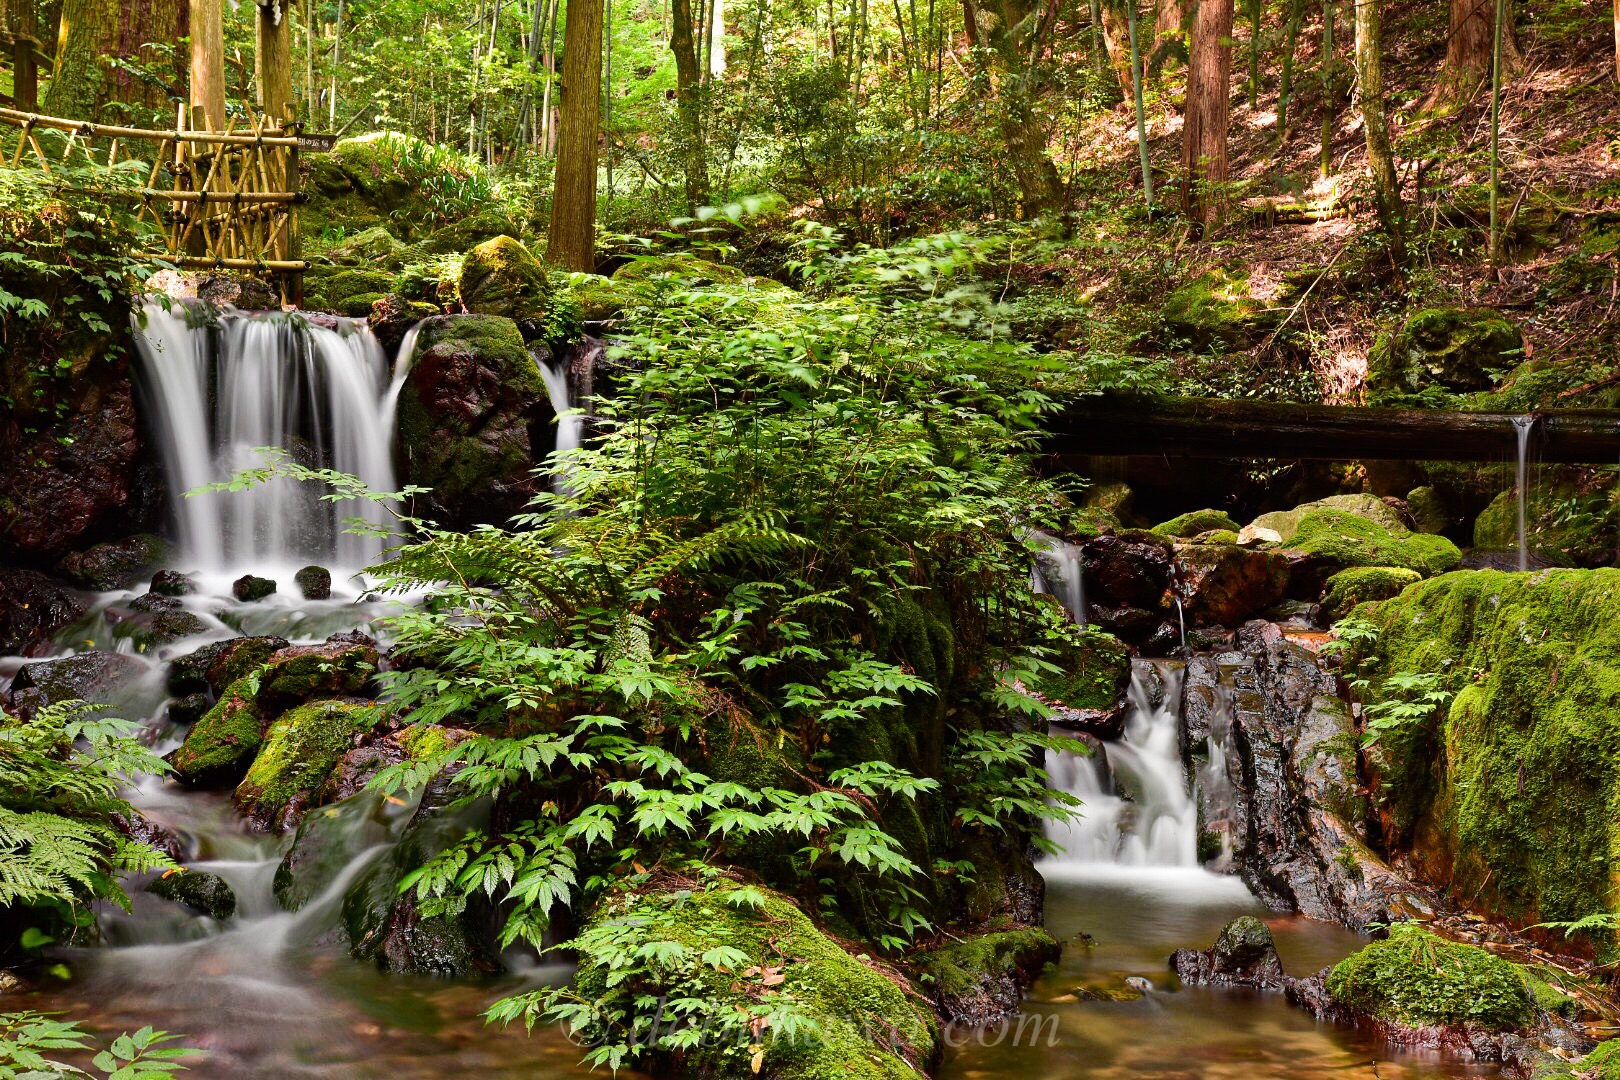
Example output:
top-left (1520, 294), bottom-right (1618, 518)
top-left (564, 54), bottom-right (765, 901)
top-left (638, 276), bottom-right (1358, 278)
top-left (1325, 926), bottom-right (1533, 1030)
top-left (913, 927), bottom-right (1059, 1003)
top-left (1030, 629), bottom-right (1131, 712)
top-left (611, 252), bottom-right (746, 285)
top-left (1521, 967), bottom-right (1577, 1019)
top-left (566, 273), bottom-right (640, 321)
top-left (1151, 509), bottom-right (1239, 538)
top-left (258, 643), bottom-right (379, 706)
top-left (1159, 268), bottom-right (1283, 349)
top-left (234, 700), bottom-right (379, 826)
top-left (1367, 307), bottom-right (1523, 405)
top-left (457, 235), bottom-right (552, 324)
top-left (1251, 494), bottom-right (1409, 543)
top-left (578, 884), bottom-right (938, 1079)
top-left (170, 679), bottom-right (263, 786)
top-left (1321, 566), bottom-right (1422, 619)
top-left (1352, 570), bottom-right (1620, 949)
top-left (1287, 510), bottom-right (1462, 576)
top-left (1581, 1040), bottom-right (1620, 1078)
top-left (304, 267), bottom-right (395, 314)
top-left (1196, 528), bottom-right (1240, 544)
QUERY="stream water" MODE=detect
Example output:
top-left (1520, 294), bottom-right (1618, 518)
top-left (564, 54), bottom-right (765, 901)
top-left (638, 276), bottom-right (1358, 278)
top-left (3, 306), bottom-right (1508, 1077)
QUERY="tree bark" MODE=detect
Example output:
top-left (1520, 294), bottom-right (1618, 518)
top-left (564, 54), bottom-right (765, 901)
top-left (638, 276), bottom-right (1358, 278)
top-left (1154, 0), bottom-right (1187, 65)
top-left (709, 0), bottom-right (726, 76)
top-left (986, 0), bottom-right (1065, 214)
top-left (1276, 0), bottom-right (1304, 145)
top-left (255, 0), bottom-right (295, 125)
top-left (1353, 0), bottom-right (1403, 258)
top-left (1099, 0), bottom-right (1137, 98)
top-left (1319, 0), bottom-right (1335, 177)
top-left (670, 0), bottom-right (710, 212)
top-left (44, 0), bottom-right (188, 122)
top-left (1434, 0), bottom-right (1518, 105)
top-left (188, 0), bottom-right (225, 130)
top-left (5, 0), bottom-right (39, 110)
top-left (548, 0), bottom-right (605, 271)
top-left (1181, 0), bottom-right (1233, 228)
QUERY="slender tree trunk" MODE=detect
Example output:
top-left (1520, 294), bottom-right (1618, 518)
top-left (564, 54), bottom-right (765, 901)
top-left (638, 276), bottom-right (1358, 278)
top-left (190, 0), bottom-right (226, 130)
top-left (542, 0), bottom-right (561, 153)
top-left (670, 0), bottom-right (710, 212)
top-left (1099, 0), bottom-right (1137, 98)
top-left (604, 0), bottom-right (613, 192)
top-left (1126, 0), bottom-right (1154, 206)
top-left (549, 0), bottom-right (605, 271)
top-left (1155, 0), bottom-right (1188, 65)
top-left (1182, 0), bottom-right (1233, 228)
top-left (329, 0), bottom-right (342, 128)
top-left (1245, 0), bottom-right (1260, 107)
top-left (305, 0), bottom-right (318, 121)
top-left (1434, 0), bottom-right (1518, 105)
top-left (987, 0), bottom-right (1064, 214)
top-left (256, 1), bottom-right (296, 124)
top-left (5, 0), bottom-right (39, 110)
top-left (1353, 0), bottom-right (1403, 257)
top-left (1487, 0), bottom-right (1504, 267)
top-left (709, 0), bottom-right (726, 75)
top-left (45, 0), bottom-right (188, 121)
top-left (1276, 0), bottom-right (1303, 145)
top-left (1319, 0), bottom-right (1334, 177)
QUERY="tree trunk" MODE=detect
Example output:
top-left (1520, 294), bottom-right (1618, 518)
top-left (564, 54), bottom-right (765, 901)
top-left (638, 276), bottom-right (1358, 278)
top-left (1155, 0), bottom-right (1187, 65)
top-left (1245, 0), bottom-right (1260, 107)
top-left (44, 0), bottom-right (187, 121)
top-left (1181, 0), bottom-right (1233, 228)
top-left (1099, 0), bottom-right (1137, 98)
top-left (5, 0), bottom-right (39, 110)
top-left (548, 0), bottom-right (604, 271)
top-left (1276, 0), bottom-right (1304, 145)
top-left (670, 0), bottom-right (710, 212)
top-left (1434, 0), bottom-right (1518, 105)
top-left (1319, 0), bottom-right (1335, 177)
top-left (1126, 0), bottom-right (1154, 206)
top-left (256, 1), bottom-right (295, 125)
top-left (190, 0), bottom-right (226, 130)
top-left (987, 0), bottom-right (1064, 214)
top-left (1353, 0), bottom-right (1403, 257)
top-left (709, 0), bottom-right (727, 76)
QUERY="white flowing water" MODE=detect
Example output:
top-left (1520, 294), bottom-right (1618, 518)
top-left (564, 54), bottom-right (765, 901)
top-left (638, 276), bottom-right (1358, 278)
top-left (132, 301), bottom-right (401, 582)
top-left (537, 359), bottom-right (583, 493)
top-left (1031, 531), bottom-right (1087, 626)
top-left (1512, 414), bottom-right (1535, 571)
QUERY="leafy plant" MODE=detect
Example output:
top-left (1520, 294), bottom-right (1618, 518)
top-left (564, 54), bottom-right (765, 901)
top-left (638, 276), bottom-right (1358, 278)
top-left (1356, 671), bottom-right (1452, 750)
top-left (0, 1012), bottom-right (199, 1079)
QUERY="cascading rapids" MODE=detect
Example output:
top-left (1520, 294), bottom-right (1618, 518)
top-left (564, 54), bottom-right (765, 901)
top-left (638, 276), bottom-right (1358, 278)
top-left (131, 301), bottom-right (403, 579)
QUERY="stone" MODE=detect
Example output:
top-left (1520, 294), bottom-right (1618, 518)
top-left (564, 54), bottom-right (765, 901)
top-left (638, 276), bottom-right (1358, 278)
top-left (166, 692), bottom-right (213, 726)
top-left (55, 534), bottom-right (170, 591)
top-left (366, 293), bottom-right (438, 356)
top-left (1176, 544), bottom-right (1291, 626)
top-left (0, 569), bottom-right (86, 657)
top-left (1159, 268), bottom-right (1286, 349)
top-left (169, 679), bottom-right (264, 788)
top-left (610, 253), bottom-right (745, 285)
top-left (9, 652), bottom-right (145, 716)
top-left (458, 235), bottom-right (552, 331)
top-left (1171, 917), bottom-right (1288, 990)
top-left (1283, 510), bottom-right (1463, 595)
top-left (567, 274), bottom-right (637, 322)
top-left (1083, 532), bottom-right (1174, 610)
top-left (232, 575), bottom-right (278, 602)
top-left (111, 811), bottom-right (186, 862)
top-left (273, 790), bottom-right (395, 911)
top-left (1321, 566), bottom-right (1422, 619)
top-left (235, 699), bottom-right (381, 832)
top-left (149, 569), bottom-right (196, 596)
top-left (1081, 481), bottom-right (1135, 520)
top-left (1151, 509), bottom-right (1240, 539)
top-left (104, 595), bottom-right (209, 650)
top-left (326, 225), bottom-right (403, 266)
top-left (256, 638), bottom-right (380, 712)
top-left (294, 565), bottom-right (332, 600)
top-left (913, 928), bottom-right (1061, 1025)
top-left (1367, 307), bottom-right (1523, 402)
top-left (1405, 485), bottom-right (1460, 536)
top-left (1249, 494), bottom-right (1409, 544)
top-left (147, 869), bottom-right (236, 920)
top-left (167, 635), bottom-right (290, 697)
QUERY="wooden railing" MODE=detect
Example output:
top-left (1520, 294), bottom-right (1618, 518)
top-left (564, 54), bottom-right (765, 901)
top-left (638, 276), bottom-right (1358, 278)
top-left (0, 106), bottom-right (307, 304)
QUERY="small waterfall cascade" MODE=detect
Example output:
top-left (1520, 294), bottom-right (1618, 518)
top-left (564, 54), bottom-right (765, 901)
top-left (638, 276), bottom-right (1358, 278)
top-left (132, 301), bottom-right (401, 577)
top-left (1045, 661), bottom-right (1198, 867)
top-left (1195, 683), bottom-right (1240, 871)
top-left (1031, 530), bottom-right (1087, 626)
top-left (537, 357), bottom-right (583, 491)
top-left (1512, 414), bottom-right (1536, 571)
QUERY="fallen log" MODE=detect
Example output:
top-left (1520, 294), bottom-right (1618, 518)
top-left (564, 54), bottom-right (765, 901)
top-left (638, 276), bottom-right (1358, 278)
top-left (1045, 394), bottom-right (1620, 464)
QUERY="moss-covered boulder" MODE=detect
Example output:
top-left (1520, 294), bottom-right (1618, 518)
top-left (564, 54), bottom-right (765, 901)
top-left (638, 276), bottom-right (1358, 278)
top-left (1579, 1041), bottom-right (1620, 1078)
top-left (1159, 268), bottom-right (1284, 349)
top-left (325, 225), bottom-right (404, 266)
top-left (572, 882), bottom-right (938, 1079)
top-left (256, 639), bottom-right (380, 712)
top-left (1321, 566), bottom-right (1421, 619)
top-left (1249, 494), bottom-right (1408, 544)
top-left (457, 235), bottom-right (552, 328)
top-left (234, 699), bottom-right (381, 832)
top-left (166, 635), bottom-right (289, 697)
top-left (303, 132), bottom-right (505, 245)
top-left (303, 266), bottom-right (396, 315)
top-left (1031, 629), bottom-right (1131, 735)
top-left (1151, 509), bottom-right (1240, 539)
top-left (610, 252), bottom-right (746, 285)
top-left (1348, 570), bottom-right (1620, 950)
top-left (54, 534), bottom-right (169, 591)
top-left (913, 926), bottom-right (1060, 1025)
top-left (1285, 510), bottom-right (1462, 588)
top-left (1406, 485), bottom-right (1462, 537)
top-left (1325, 926), bottom-right (1533, 1031)
top-left (393, 314), bottom-right (552, 529)
top-left (567, 273), bottom-right (639, 321)
top-left (170, 678), bottom-right (263, 788)
top-left (146, 869), bottom-right (237, 920)
top-left (1367, 307), bottom-right (1523, 403)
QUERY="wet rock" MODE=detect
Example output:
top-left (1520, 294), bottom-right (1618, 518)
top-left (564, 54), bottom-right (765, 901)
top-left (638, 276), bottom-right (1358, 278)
top-left (150, 269), bottom-right (278, 310)
top-left (166, 691), bottom-right (213, 726)
top-left (146, 869), bottom-right (236, 920)
top-left (458, 235), bottom-right (552, 330)
top-left (1176, 544), bottom-right (1290, 627)
top-left (256, 639), bottom-right (380, 712)
top-left (273, 790), bottom-right (395, 911)
top-left (105, 595), bottom-right (208, 650)
top-left (914, 927), bottom-right (1061, 1025)
top-left (234, 699), bottom-right (382, 832)
top-left (1085, 603), bottom-right (1163, 645)
top-left (367, 292), bottom-right (438, 356)
top-left (1320, 566), bottom-right (1421, 620)
top-left (169, 679), bottom-right (263, 788)
top-left (1460, 548), bottom-right (1566, 571)
top-left (0, 569), bottom-right (87, 657)
top-left (393, 315), bottom-right (554, 530)
top-left (167, 636), bottom-right (290, 697)
top-left (1124, 976), bottom-right (1155, 994)
top-left (1083, 532), bottom-right (1173, 610)
top-left (55, 534), bottom-right (170, 591)
top-left (1151, 509), bottom-right (1240, 539)
top-left (1248, 494), bottom-right (1410, 544)
top-left (149, 570), bottom-right (196, 597)
top-left (110, 810), bottom-right (186, 862)
top-left (319, 725), bottom-right (472, 803)
top-left (232, 574), bottom-right (277, 602)
top-left (1170, 916), bottom-right (1286, 990)
top-left (9, 652), bottom-right (145, 716)
top-left (294, 565), bottom-right (332, 601)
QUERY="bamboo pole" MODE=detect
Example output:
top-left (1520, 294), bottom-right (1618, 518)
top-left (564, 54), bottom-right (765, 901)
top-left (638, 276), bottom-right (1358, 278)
top-left (0, 107), bottom-right (299, 145)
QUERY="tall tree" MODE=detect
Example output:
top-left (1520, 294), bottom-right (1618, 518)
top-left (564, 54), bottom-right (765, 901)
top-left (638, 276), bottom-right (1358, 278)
top-left (1276, 0), bottom-right (1304, 145)
top-left (4, 0), bottom-right (39, 110)
top-left (549, 0), bottom-right (605, 271)
top-left (190, 0), bottom-right (227, 130)
top-left (1352, 0), bottom-right (1403, 257)
top-left (670, 0), bottom-right (710, 212)
top-left (1319, 0), bottom-right (1335, 177)
top-left (1099, 0), bottom-right (1137, 99)
top-left (1154, 0), bottom-right (1188, 66)
top-left (984, 0), bottom-right (1064, 213)
top-left (1182, 0), bottom-right (1233, 229)
top-left (256, 0), bottom-right (296, 126)
top-left (44, 0), bottom-right (188, 122)
top-left (1434, 0), bottom-right (1518, 105)
top-left (1125, 0), bottom-right (1154, 207)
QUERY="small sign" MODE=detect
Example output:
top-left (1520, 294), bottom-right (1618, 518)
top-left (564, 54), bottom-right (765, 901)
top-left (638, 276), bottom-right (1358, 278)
top-left (296, 133), bottom-right (337, 153)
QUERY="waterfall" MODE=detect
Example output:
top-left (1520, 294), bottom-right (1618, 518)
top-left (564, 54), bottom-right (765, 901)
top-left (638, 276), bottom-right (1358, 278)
top-left (1031, 531), bottom-right (1087, 626)
top-left (1512, 415), bottom-right (1535, 572)
top-left (1045, 661), bottom-right (1198, 869)
top-left (537, 358), bottom-right (583, 492)
top-left (132, 301), bottom-right (401, 579)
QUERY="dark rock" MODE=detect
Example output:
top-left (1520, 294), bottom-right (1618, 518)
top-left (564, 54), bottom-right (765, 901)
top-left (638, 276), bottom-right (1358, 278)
top-left (9, 652), bottom-right (145, 716)
top-left (256, 639), bottom-right (380, 711)
top-left (151, 269), bottom-right (279, 311)
top-left (1085, 603), bottom-right (1163, 644)
top-left (149, 570), bottom-right (196, 597)
top-left (368, 293), bottom-right (438, 356)
top-left (111, 810), bottom-right (186, 862)
top-left (1461, 548), bottom-right (1566, 572)
top-left (0, 569), bottom-right (87, 657)
top-left (105, 599), bottom-right (208, 650)
top-left (294, 565), bottom-right (332, 600)
top-left (273, 790), bottom-right (395, 911)
top-left (146, 869), bottom-right (236, 920)
top-left (1176, 544), bottom-right (1291, 627)
top-left (232, 575), bottom-right (278, 602)
top-left (1137, 621), bottom-right (1185, 657)
top-left (1170, 916), bottom-right (1286, 990)
top-left (169, 680), bottom-right (263, 788)
top-left (167, 636), bottom-right (290, 697)
top-left (55, 535), bottom-right (169, 591)
top-left (915, 928), bottom-right (1062, 1025)
top-left (1083, 532), bottom-right (1173, 610)
top-left (167, 692), bottom-right (213, 726)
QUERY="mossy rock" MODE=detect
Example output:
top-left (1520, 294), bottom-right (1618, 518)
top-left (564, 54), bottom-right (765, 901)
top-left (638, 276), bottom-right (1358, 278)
top-left (256, 639), bottom-right (380, 711)
top-left (1250, 494), bottom-right (1408, 544)
top-left (1030, 629), bottom-right (1130, 712)
top-left (912, 927), bottom-right (1060, 1024)
top-left (1081, 481), bottom-right (1134, 520)
top-left (1349, 570), bottom-right (1620, 950)
top-left (1472, 468), bottom-right (1616, 567)
top-left (1195, 528), bottom-right (1240, 544)
top-left (274, 789), bottom-right (394, 911)
top-left (303, 266), bottom-right (395, 315)
top-left (1159, 268), bottom-right (1284, 349)
top-left (1286, 510), bottom-right (1462, 577)
top-left (395, 206), bottom-right (530, 264)
top-left (1580, 1040), bottom-right (1620, 1078)
top-left (1151, 509), bottom-right (1240, 539)
top-left (566, 273), bottom-right (639, 321)
top-left (54, 534), bottom-right (169, 591)
top-left (146, 869), bottom-right (236, 920)
top-left (170, 678), bottom-right (263, 788)
top-left (574, 883), bottom-right (938, 1079)
top-left (1321, 566), bottom-right (1421, 619)
top-left (610, 252), bottom-right (746, 285)
top-left (458, 235), bottom-right (552, 325)
top-left (1406, 485), bottom-right (1461, 536)
top-left (1367, 307), bottom-right (1523, 403)
top-left (1325, 926), bottom-right (1533, 1031)
top-left (234, 699), bottom-right (380, 832)
top-left (325, 225), bottom-right (404, 266)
